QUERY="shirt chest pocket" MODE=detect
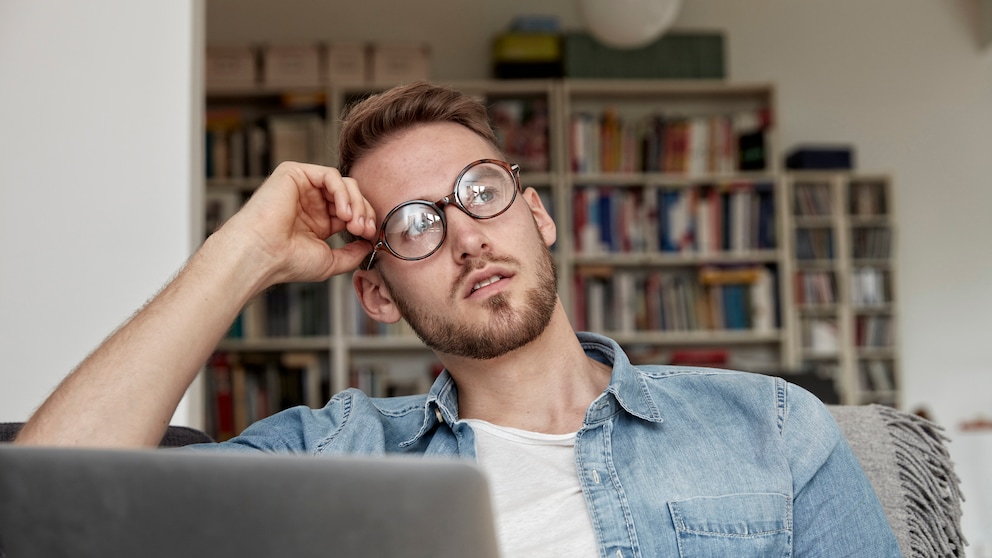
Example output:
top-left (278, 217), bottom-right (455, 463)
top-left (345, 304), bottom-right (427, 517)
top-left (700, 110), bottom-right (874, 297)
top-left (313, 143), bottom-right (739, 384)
top-left (668, 493), bottom-right (791, 558)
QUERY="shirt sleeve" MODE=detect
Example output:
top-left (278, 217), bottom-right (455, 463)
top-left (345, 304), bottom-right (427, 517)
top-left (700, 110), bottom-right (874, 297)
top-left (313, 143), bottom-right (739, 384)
top-left (182, 391), bottom-right (357, 454)
top-left (783, 383), bottom-right (902, 557)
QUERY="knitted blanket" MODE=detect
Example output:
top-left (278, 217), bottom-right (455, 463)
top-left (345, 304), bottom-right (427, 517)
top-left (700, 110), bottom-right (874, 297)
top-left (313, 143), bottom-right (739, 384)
top-left (829, 404), bottom-right (965, 557)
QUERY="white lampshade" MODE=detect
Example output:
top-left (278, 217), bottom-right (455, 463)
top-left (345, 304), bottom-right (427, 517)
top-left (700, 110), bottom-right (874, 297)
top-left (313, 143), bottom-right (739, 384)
top-left (577, 0), bottom-right (683, 49)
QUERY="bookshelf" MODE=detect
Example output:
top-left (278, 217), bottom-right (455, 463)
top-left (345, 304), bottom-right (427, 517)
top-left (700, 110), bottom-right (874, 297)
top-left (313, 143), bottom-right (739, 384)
top-left (558, 80), bottom-right (787, 370)
top-left (201, 79), bottom-right (898, 439)
top-left (782, 173), bottom-right (899, 405)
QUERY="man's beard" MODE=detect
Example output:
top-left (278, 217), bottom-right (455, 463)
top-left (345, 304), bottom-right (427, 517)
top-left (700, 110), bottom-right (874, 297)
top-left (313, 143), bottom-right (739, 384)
top-left (383, 242), bottom-right (558, 360)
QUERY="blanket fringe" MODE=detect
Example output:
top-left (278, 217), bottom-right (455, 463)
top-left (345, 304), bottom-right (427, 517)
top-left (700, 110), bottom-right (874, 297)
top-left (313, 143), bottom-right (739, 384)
top-left (875, 404), bottom-right (966, 557)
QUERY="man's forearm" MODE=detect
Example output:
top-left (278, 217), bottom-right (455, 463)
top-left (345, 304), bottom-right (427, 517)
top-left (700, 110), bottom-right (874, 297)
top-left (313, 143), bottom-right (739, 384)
top-left (15, 232), bottom-right (269, 447)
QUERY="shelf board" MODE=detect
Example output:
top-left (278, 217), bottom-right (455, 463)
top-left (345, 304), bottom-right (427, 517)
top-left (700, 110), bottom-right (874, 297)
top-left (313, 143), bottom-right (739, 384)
top-left (848, 215), bottom-right (890, 225)
top-left (568, 171), bottom-right (776, 186)
top-left (851, 258), bottom-right (893, 267)
top-left (797, 304), bottom-right (839, 316)
top-left (856, 348), bottom-right (897, 359)
top-left (206, 85), bottom-right (327, 98)
top-left (217, 336), bottom-right (332, 352)
top-left (207, 177), bottom-right (265, 192)
top-left (793, 215), bottom-right (835, 226)
top-left (800, 351), bottom-right (841, 361)
top-left (852, 304), bottom-right (895, 315)
top-left (346, 335), bottom-right (429, 351)
top-left (573, 250), bottom-right (781, 267)
top-left (609, 329), bottom-right (784, 346)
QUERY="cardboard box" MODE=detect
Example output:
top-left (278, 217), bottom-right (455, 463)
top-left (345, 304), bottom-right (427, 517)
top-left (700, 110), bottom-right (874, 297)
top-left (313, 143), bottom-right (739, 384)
top-left (369, 44), bottom-right (430, 87)
top-left (205, 46), bottom-right (257, 91)
top-left (326, 43), bottom-right (368, 86)
top-left (263, 45), bottom-right (323, 88)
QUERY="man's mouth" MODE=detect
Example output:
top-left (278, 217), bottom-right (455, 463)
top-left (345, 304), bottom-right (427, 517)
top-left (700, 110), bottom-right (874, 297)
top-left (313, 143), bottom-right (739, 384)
top-left (472, 275), bottom-right (503, 293)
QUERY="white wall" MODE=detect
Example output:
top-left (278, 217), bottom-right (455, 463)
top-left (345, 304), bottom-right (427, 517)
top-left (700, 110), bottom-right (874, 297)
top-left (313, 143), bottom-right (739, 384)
top-left (0, 1), bottom-right (204, 426)
top-left (207, 0), bottom-right (992, 545)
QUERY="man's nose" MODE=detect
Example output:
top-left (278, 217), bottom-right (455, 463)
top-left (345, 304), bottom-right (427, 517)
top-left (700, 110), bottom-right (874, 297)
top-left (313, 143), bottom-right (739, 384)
top-left (443, 205), bottom-right (491, 263)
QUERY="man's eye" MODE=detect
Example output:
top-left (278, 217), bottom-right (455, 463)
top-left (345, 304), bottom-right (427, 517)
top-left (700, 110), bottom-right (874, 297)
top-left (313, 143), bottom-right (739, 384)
top-left (405, 213), bottom-right (438, 238)
top-left (466, 185), bottom-right (497, 206)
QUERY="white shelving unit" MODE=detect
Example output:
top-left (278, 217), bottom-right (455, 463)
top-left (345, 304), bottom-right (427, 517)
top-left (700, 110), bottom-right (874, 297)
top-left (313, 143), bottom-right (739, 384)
top-left (782, 172), bottom-right (899, 405)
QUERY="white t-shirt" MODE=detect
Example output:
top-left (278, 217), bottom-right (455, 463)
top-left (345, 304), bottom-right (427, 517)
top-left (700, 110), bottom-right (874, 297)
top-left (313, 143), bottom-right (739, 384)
top-left (464, 419), bottom-right (599, 558)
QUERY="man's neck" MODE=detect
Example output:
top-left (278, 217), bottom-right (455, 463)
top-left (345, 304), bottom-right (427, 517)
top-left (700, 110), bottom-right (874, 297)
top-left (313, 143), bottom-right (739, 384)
top-left (439, 305), bottom-right (613, 434)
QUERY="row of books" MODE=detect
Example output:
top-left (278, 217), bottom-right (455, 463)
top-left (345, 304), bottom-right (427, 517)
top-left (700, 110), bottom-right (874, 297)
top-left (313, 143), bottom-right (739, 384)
top-left (800, 317), bottom-right (839, 354)
top-left (849, 181), bottom-right (889, 216)
top-left (855, 315), bottom-right (895, 348)
top-left (795, 270), bottom-right (837, 305)
top-left (795, 267), bottom-right (891, 307)
top-left (569, 108), bottom-right (768, 175)
top-left (851, 226), bottom-right (892, 259)
top-left (488, 97), bottom-right (551, 173)
top-left (572, 182), bottom-right (776, 255)
top-left (205, 108), bottom-right (327, 180)
top-left (793, 181), bottom-right (891, 218)
top-left (857, 359), bottom-right (897, 392)
top-left (794, 227), bottom-right (834, 260)
top-left (228, 282), bottom-right (331, 339)
top-left (801, 315), bottom-right (896, 353)
top-left (792, 182), bottom-right (833, 217)
top-left (205, 351), bottom-right (328, 441)
top-left (572, 265), bottom-right (777, 334)
top-left (850, 267), bottom-right (891, 307)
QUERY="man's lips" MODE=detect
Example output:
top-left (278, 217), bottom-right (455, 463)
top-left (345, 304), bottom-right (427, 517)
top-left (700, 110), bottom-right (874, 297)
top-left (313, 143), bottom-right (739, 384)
top-left (462, 267), bottom-right (514, 299)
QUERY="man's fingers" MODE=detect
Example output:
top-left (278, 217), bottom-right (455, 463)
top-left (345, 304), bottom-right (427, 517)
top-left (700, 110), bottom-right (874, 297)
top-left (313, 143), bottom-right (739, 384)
top-left (338, 177), bottom-right (377, 239)
top-left (292, 163), bottom-right (377, 239)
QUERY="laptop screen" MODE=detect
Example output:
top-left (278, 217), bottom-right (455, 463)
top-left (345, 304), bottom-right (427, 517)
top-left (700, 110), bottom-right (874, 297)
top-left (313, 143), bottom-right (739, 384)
top-left (0, 446), bottom-right (500, 558)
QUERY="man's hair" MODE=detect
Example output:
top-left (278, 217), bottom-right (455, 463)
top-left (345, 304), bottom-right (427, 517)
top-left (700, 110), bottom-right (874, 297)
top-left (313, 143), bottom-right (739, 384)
top-left (337, 82), bottom-right (501, 176)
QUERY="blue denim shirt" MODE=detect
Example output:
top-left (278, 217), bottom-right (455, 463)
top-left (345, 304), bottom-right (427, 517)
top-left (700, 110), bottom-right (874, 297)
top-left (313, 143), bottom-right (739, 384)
top-left (196, 332), bottom-right (901, 557)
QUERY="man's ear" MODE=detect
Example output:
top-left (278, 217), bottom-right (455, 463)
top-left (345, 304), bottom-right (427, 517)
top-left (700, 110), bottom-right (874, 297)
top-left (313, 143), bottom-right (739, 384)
top-left (352, 270), bottom-right (403, 324)
top-left (522, 187), bottom-right (557, 247)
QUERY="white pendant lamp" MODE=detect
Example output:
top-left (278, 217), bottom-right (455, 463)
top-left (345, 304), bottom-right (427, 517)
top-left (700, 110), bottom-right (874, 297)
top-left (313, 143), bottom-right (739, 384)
top-left (577, 0), bottom-right (683, 49)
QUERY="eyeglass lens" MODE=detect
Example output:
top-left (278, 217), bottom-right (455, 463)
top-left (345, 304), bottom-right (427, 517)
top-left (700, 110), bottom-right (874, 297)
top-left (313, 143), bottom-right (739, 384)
top-left (381, 161), bottom-right (517, 260)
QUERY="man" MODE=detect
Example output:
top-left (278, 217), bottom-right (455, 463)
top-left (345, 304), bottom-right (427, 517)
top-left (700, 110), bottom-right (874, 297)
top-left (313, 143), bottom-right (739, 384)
top-left (16, 82), bottom-right (901, 556)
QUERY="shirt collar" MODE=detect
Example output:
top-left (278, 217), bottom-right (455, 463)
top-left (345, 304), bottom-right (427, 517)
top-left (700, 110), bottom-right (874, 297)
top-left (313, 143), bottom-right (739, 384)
top-left (403, 331), bottom-right (664, 446)
top-left (577, 331), bottom-right (664, 425)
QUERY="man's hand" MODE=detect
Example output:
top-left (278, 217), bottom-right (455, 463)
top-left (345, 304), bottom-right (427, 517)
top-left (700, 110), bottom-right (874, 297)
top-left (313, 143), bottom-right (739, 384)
top-left (220, 162), bottom-right (378, 291)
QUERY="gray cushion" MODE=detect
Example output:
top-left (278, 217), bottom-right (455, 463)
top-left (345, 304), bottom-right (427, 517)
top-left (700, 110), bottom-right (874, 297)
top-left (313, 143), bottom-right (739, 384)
top-left (829, 404), bottom-right (965, 557)
top-left (0, 422), bottom-right (213, 447)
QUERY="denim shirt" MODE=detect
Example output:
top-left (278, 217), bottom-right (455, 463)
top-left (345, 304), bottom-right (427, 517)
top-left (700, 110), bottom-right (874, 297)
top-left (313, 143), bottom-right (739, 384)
top-left (196, 332), bottom-right (901, 557)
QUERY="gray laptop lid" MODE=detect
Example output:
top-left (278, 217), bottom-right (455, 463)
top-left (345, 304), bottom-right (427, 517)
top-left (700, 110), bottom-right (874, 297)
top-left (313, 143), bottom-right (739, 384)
top-left (0, 446), bottom-right (500, 558)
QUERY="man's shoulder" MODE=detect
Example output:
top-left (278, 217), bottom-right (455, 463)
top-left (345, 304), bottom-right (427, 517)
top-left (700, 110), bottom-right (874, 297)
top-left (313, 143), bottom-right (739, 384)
top-left (632, 363), bottom-right (785, 401)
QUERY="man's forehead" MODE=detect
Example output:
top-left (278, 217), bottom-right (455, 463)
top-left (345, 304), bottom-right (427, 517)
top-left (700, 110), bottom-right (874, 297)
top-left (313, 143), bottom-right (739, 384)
top-left (352, 124), bottom-right (503, 210)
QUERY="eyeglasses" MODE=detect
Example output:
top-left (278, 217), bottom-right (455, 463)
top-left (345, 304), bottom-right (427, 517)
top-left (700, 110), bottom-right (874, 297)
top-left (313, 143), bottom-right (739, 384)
top-left (361, 159), bottom-right (521, 270)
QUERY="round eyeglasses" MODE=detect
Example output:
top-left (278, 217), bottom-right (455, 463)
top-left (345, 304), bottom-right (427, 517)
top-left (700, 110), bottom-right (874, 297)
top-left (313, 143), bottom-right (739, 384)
top-left (361, 159), bottom-right (521, 270)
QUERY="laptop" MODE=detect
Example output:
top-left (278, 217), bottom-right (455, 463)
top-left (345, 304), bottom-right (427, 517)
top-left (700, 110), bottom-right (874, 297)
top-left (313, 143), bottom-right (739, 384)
top-left (0, 445), bottom-right (500, 558)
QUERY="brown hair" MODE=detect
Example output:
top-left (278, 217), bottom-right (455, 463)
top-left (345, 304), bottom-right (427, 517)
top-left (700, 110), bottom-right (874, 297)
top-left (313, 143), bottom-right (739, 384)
top-left (337, 82), bottom-right (501, 176)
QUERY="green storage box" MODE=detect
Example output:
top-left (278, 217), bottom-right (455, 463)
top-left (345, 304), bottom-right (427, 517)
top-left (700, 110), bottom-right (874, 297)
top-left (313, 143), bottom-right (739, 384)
top-left (563, 32), bottom-right (725, 79)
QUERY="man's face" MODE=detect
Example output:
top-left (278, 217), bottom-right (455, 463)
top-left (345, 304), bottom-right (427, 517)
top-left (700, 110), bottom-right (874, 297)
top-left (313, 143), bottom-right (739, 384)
top-left (351, 122), bottom-right (558, 360)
